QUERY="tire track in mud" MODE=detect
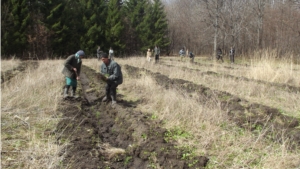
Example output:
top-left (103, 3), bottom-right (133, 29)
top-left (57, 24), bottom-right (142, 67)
top-left (123, 65), bottom-right (300, 148)
top-left (161, 60), bottom-right (300, 93)
top-left (1, 61), bottom-right (39, 84)
top-left (55, 65), bottom-right (209, 169)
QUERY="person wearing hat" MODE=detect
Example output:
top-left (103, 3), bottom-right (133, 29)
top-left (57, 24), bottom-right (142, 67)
top-left (62, 50), bottom-right (85, 98)
top-left (146, 48), bottom-right (152, 62)
top-left (99, 53), bottom-right (123, 107)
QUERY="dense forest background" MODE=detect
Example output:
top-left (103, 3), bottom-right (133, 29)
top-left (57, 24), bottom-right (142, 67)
top-left (1, 0), bottom-right (300, 59)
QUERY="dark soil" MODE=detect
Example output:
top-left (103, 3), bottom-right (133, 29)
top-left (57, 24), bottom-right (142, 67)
top-left (123, 64), bottom-right (300, 148)
top-left (55, 65), bottom-right (209, 169)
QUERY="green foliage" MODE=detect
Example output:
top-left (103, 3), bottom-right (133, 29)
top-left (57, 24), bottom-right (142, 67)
top-left (43, 0), bottom-right (74, 55)
top-left (80, 0), bottom-right (107, 55)
top-left (122, 0), bottom-right (148, 53)
top-left (124, 156), bottom-right (132, 165)
top-left (1, 0), bottom-right (31, 57)
top-left (1, 0), bottom-right (170, 57)
top-left (149, 0), bottom-right (170, 49)
top-left (164, 127), bottom-right (192, 143)
top-left (106, 0), bottom-right (125, 53)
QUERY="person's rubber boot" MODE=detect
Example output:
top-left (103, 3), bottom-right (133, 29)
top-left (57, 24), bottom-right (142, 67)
top-left (102, 94), bottom-right (110, 102)
top-left (111, 95), bottom-right (117, 108)
top-left (63, 86), bottom-right (69, 99)
top-left (71, 87), bottom-right (79, 98)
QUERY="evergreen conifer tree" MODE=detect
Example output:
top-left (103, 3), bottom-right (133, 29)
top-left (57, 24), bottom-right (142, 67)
top-left (123, 0), bottom-right (148, 53)
top-left (80, 0), bottom-right (107, 55)
top-left (106, 0), bottom-right (125, 54)
top-left (150, 0), bottom-right (170, 50)
top-left (1, 0), bottom-right (31, 57)
top-left (43, 0), bottom-right (69, 55)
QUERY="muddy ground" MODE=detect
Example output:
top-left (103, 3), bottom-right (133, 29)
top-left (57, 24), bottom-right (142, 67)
top-left (123, 65), bottom-right (300, 148)
top-left (55, 65), bottom-right (209, 169)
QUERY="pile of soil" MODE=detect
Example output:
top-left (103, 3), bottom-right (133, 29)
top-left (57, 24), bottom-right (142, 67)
top-left (1, 61), bottom-right (39, 84)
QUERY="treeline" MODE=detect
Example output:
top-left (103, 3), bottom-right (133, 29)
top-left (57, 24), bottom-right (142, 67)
top-left (1, 0), bottom-right (169, 59)
top-left (164, 0), bottom-right (300, 58)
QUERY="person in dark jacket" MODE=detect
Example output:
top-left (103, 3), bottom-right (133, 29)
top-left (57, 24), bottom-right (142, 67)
top-left (62, 50), bottom-right (85, 98)
top-left (189, 52), bottom-right (195, 63)
top-left (216, 48), bottom-right (224, 62)
top-left (100, 53), bottom-right (123, 107)
top-left (154, 45), bottom-right (160, 63)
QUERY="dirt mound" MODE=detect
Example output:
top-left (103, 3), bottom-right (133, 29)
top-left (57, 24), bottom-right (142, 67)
top-left (1, 61), bottom-right (39, 84)
top-left (55, 65), bottom-right (209, 169)
top-left (123, 65), bottom-right (300, 148)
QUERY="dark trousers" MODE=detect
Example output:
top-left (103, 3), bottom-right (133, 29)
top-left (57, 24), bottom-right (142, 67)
top-left (105, 81), bottom-right (118, 97)
top-left (155, 55), bottom-right (159, 63)
top-left (230, 54), bottom-right (235, 63)
top-left (216, 55), bottom-right (224, 62)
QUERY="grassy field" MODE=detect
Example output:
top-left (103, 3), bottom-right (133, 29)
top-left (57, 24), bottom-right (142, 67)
top-left (1, 52), bottom-right (300, 168)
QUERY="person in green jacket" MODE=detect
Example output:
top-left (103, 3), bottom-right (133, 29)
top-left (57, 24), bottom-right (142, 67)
top-left (62, 50), bottom-right (85, 98)
top-left (99, 53), bottom-right (123, 107)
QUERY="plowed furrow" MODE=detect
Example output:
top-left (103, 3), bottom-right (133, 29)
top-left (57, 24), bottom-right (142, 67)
top-left (124, 64), bottom-right (300, 148)
top-left (55, 65), bottom-right (209, 169)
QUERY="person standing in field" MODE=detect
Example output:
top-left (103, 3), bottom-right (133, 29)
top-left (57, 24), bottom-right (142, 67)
top-left (97, 46), bottom-right (102, 61)
top-left (62, 50), bottom-right (85, 99)
top-left (229, 46), bottom-right (235, 64)
top-left (154, 45), bottom-right (160, 63)
top-left (146, 48), bottom-right (152, 62)
top-left (189, 52), bottom-right (195, 63)
top-left (109, 47), bottom-right (114, 60)
top-left (186, 49), bottom-right (189, 57)
top-left (216, 48), bottom-right (224, 62)
top-left (179, 48), bottom-right (185, 61)
top-left (99, 53), bottom-right (123, 107)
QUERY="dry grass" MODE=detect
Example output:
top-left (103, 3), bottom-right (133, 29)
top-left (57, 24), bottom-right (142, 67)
top-left (1, 57), bottom-right (21, 72)
top-left (126, 56), bottom-right (300, 118)
top-left (1, 54), bottom-right (299, 169)
top-left (193, 50), bottom-right (300, 86)
top-left (1, 60), bottom-right (65, 168)
top-left (85, 54), bottom-right (300, 168)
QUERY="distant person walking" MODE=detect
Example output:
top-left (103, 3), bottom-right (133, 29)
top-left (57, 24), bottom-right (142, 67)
top-left (62, 50), bottom-right (85, 99)
top-left (154, 46), bottom-right (160, 63)
top-left (99, 53), bottom-right (123, 107)
top-left (146, 48), bottom-right (152, 62)
top-left (179, 48), bottom-right (185, 61)
top-left (109, 47), bottom-right (114, 60)
top-left (229, 46), bottom-right (235, 64)
top-left (189, 52), bottom-right (195, 63)
top-left (97, 46), bottom-right (102, 61)
top-left (216, 48), bottom-right (224, 62)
